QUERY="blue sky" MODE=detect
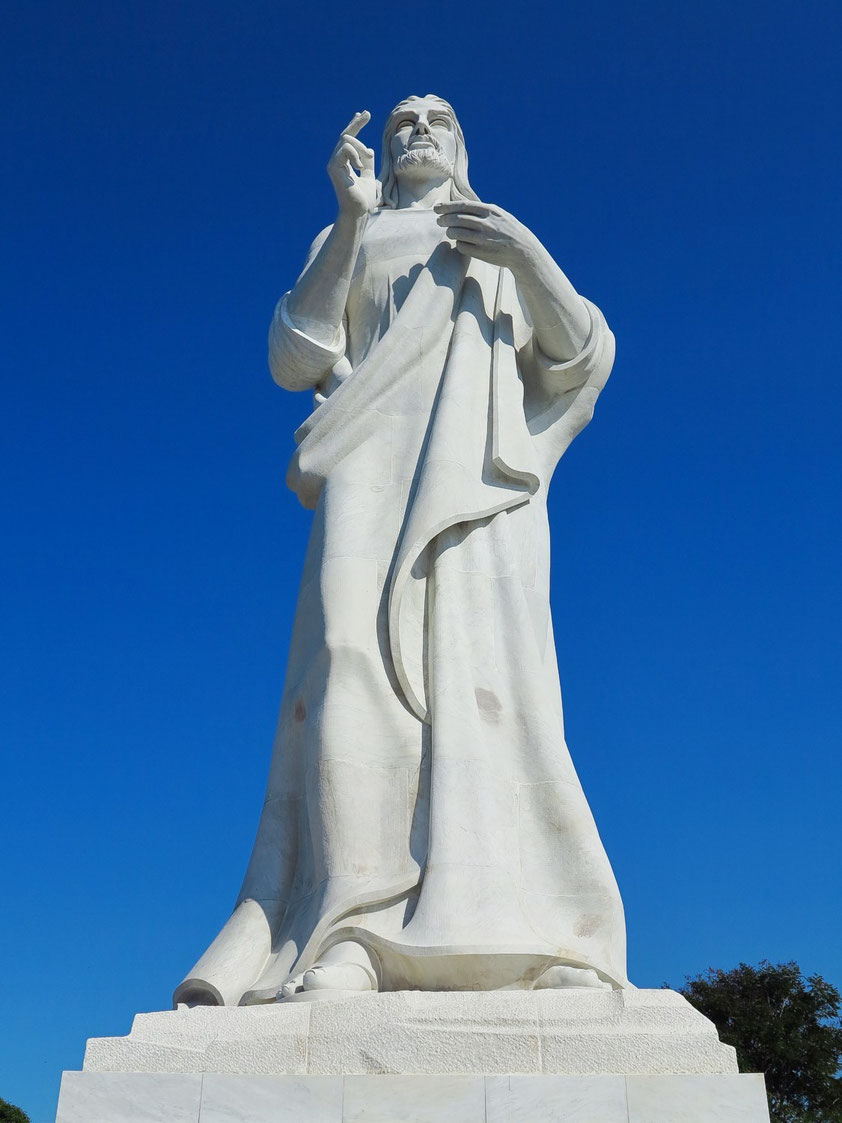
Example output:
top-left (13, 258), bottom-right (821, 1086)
top-left (2, 1), bottom-right (841, 1119)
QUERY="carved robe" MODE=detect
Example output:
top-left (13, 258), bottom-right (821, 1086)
top-left (174, 208), bottom-right (626, 1006)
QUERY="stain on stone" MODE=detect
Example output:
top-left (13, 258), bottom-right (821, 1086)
top-left (475, 687), bottom-right (502, 722)
top-left (574, 913), bottom-right (602, 939)
top-left (294, 698), bottom-right (307, 723)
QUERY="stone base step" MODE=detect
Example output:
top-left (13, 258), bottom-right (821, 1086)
top-left (81, 989), bottom-right (739, 1076)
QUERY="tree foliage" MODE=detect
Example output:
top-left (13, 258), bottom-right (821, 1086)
top-left (679, 961), bottom-right (842, 1123)
top-left (0, 1099), bottom-right (30, 1123)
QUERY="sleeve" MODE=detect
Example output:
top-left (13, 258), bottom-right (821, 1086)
top-left (521, 298), bottom-right (616, 467)
top-left (268, 293), bottom-right (347, 392)
top-left (529, 298), bottom-right (612, 391)
top-left (521, 298), bottom-right (614, 420)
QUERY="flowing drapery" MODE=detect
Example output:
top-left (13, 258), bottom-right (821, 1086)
top-left (174, 211), bottom-right (624, 1007)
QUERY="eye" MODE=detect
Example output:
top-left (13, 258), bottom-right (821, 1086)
top-left (431, 117), bottom-right (451, 128)
top-left (396, 119), bottom-right (415, 130)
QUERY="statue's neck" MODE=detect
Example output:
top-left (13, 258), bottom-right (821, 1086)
top-left (396, 177), bottom-right (452, 210)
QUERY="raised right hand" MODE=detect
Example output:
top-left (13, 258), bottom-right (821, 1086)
top-left (327, 111), bottom-right (378, 218)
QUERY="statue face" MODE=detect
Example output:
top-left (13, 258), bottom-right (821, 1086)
top-left (389, 97), bottom-right (458, 183)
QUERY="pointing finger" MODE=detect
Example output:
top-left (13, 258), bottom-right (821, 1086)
top-left (342, 110), bottom-right (371, 139)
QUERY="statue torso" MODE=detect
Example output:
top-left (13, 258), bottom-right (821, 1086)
top-left (345, 209), bottom-right (451, 366)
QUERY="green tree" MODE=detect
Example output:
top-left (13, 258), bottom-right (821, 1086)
top-left (679, 961), bottom-right (842, 1123)
top-left (0, 1098), bottom-right (30, 1123)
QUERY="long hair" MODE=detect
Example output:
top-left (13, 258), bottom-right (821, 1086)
top-left (378, 95), bottom-right (479, 209)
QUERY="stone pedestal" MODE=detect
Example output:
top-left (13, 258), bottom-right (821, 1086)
top-left (55, 990), bottom-right (771, 1121)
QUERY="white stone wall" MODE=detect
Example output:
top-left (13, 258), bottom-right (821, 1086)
top-left (56, 1072), bottom-right (771, 1122)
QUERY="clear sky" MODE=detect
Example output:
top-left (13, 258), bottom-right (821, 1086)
top-left (2, 1), bottom-right (841, 1119)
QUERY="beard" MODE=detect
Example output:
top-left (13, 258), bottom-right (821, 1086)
top-left (394, 145), bottom-right (453, 178)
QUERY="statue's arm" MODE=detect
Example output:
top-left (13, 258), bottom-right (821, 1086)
top-left (268, 219), bottom-right (361, 391)
top-left (269, 112), bottom-right (377, 391)
top-left (434, 201), bottom-right (591, 363)
top-left (285, 212), bottom-right (367, 348)
top-left (268, 271), bottom-right (347, 393)
top-left (509, 241), bottom-right (591, 364)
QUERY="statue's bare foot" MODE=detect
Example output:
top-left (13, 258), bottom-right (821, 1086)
top-left (277, 940), bottom-right (378, 1000)
top-left (278, 972), bottom-right (305, 999)
top-left (534, 965), bottom-right (614, 990)
top-left (303, 962), bottom-right (374, 992)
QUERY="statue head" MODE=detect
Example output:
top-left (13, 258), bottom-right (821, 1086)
top-left (378, 94), bottom-right (479, 209)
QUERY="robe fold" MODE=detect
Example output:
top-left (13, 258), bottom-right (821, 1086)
top-left (174, 208), bottom-right (626, 1008)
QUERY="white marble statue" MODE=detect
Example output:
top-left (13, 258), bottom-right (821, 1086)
top-left (174, 94), bottom-right (626, 1008)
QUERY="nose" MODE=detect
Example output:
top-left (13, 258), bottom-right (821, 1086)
top-left (413, 117), bottom-right (431, 136)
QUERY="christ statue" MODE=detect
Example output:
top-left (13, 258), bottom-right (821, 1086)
top-left (174, 95), bottom-right (627, 1007)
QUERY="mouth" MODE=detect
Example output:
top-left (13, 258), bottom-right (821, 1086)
top-left (408, 139), bottom-right (436, 150)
